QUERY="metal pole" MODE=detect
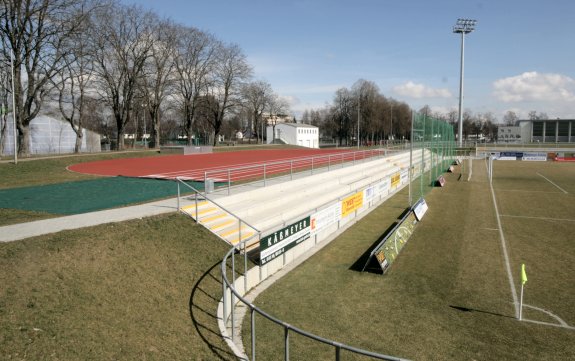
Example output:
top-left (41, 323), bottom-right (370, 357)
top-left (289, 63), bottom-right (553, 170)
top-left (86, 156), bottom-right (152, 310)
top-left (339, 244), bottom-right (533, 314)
top-left (457, 31), bottom-right (465, 148)
top-left (409, 111), bottom-right (414, 207)
top-left (10, 49), bottom-right (17, 164)
top-left (251, 308), bottom-right (256, 360)
top-left (284, 326), bottom-right (290, 361)
top-left (357, 96), bottom-right (360, 149)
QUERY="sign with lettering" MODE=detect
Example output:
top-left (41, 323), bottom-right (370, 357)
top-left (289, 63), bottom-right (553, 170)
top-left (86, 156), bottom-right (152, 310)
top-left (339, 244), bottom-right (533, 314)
top-left (311, 203), bottom-right (341, 235)
top-left (391, 172), bottom-right (401, 188)
top-left (341, 192), bottom-right (364, 218)
top-left (260, 217), bottom-right (311, 265)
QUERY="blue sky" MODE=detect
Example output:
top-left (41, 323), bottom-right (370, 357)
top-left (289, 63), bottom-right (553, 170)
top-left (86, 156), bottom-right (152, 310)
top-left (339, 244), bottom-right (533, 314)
top-left (126, 0), bottom-right (575, 121)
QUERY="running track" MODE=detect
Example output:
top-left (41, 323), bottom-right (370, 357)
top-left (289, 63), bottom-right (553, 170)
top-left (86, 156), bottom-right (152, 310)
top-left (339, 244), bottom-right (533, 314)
top-left (68, 148), bottom-right (361, 181)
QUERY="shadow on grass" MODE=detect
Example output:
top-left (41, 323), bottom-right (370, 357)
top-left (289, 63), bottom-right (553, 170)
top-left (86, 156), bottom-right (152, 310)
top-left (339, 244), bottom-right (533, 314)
top-left (449, 305), bottom-right (514, 319)
top-left (189, 260), bottom-right (237, 361)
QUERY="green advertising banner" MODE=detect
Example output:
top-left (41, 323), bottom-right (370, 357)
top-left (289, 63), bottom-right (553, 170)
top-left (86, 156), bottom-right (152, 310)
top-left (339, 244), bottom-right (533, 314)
top-left (260, 216), bottom-right (311, 265)
top-left (373, 211), bottom-right (418, 273)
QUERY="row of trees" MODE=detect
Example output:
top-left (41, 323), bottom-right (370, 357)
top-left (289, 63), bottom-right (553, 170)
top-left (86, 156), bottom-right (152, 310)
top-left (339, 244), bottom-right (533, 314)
top-left (299, 78), bottom-right (551, 145)
top-left (300, 79), bottom-right (412, 146)
top-left (0, 0), bottom-right (287, 155)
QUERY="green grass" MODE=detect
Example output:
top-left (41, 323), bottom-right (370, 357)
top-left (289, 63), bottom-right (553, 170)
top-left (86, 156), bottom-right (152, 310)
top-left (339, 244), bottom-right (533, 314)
top-left (241, 161), bottom-right (575, 360)
top-left (0, 213), bottom-right (238, 360)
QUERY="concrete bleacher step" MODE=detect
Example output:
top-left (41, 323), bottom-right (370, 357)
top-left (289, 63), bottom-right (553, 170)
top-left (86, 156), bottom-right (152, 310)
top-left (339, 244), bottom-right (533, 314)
top-left (180, 201), bottom-right (258, 247)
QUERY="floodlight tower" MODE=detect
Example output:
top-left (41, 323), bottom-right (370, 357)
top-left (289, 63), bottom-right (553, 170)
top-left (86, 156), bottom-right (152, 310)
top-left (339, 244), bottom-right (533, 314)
top-left (453, 18), bottom-right (477, 147)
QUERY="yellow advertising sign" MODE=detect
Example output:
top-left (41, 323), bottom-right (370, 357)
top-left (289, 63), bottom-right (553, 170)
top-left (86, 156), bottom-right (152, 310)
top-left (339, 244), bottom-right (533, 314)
top-left (391, 172), bottom-right (401, 188)
top-left (341, 192), bottom-right (364, 218)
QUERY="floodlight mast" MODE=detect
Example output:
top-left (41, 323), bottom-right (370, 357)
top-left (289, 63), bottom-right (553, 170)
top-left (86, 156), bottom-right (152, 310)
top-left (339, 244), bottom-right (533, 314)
top-left (453, 18), bottom-right (476, 147)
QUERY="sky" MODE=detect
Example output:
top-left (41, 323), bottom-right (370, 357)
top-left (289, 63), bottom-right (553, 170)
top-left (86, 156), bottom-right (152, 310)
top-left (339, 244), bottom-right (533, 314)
top-left (123, 0), bottom-right (575, 121)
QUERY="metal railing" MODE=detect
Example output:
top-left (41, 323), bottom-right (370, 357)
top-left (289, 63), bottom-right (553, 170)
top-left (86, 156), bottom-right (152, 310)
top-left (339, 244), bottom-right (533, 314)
top-left (176, 178), bottom-right (261, 252)
top-left (219, 164), bottom-right (420, 361)
top-left (203, 148), bottom-right (391, 195)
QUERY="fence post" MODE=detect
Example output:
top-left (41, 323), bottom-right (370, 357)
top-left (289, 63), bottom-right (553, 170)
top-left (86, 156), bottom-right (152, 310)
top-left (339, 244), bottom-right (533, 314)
top-left (195, 192), bottom-right (199, 223)
top-left (335, 345), bottom-right (341, 361)
top-left (264, 164), bottom-right (267, 187)
top-left (290, 160), bottom-right (293, 180)
top-left (222, 273), bottom-right (227, 334)
top-left (231, 250), bottom-right (236, 341)
top-left (311, 157), bottom-right (314, 175)
top-left (284, 326), bottom-right (290, 361)
top-left (251, 307), bottom-right (256, 361)
top-left (244, 236), bottom-right (248, 295)
top-left (177, 179), bottom-right (181, 211)
top-left (228, 169), bottom-right (231, 195)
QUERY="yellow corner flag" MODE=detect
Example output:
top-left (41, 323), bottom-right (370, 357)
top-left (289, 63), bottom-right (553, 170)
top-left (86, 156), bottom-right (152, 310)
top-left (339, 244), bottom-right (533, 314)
top-left (521, 264), bottom-right (528, 285)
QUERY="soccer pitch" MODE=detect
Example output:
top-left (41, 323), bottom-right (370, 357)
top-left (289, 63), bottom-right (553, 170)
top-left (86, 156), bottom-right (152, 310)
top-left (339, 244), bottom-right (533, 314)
top-left (241, 159), bottom-right (575, 360)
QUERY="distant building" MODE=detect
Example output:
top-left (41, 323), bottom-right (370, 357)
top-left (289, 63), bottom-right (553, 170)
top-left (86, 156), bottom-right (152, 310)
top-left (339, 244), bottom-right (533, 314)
top-left (266, 122), bottom-right (319, 148)
top-left (498, 119), bottom-right (575, 143)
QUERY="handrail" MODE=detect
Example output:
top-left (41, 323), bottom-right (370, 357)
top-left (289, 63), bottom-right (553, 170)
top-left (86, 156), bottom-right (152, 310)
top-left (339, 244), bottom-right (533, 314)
top-left (175, 177), bottom-right (260, 234)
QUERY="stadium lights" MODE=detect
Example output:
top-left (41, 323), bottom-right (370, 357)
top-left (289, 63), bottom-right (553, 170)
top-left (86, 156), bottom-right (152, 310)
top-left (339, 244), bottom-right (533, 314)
top-left (453, 18), bottom-right (477, 147)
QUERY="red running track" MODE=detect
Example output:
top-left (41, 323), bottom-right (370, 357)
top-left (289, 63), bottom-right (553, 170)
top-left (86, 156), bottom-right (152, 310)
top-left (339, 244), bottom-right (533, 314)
top-left (68, 148), bottom-right (357, 180)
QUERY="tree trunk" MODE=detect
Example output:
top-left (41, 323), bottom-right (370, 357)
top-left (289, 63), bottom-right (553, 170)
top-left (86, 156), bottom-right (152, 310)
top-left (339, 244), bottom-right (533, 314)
top-left (18, 124), bottom-right (29, 156)
top-left (74, 130), bottom-right (83, 153)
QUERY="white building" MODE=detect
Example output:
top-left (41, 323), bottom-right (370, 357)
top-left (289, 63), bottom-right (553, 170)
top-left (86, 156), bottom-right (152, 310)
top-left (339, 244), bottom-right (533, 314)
top-left (266, 123), bottom-right (319, 148)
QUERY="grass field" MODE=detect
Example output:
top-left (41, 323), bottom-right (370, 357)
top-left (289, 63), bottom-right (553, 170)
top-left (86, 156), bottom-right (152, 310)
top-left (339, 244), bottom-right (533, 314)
top-left (241, 159), bottom-right (575, 360)
top-left (0, 213), bottom-right (240, 360)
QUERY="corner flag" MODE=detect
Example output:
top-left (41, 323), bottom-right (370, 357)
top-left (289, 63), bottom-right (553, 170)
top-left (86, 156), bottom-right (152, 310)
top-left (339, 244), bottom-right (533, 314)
top-left (521, 264), bottom-right (527, 285)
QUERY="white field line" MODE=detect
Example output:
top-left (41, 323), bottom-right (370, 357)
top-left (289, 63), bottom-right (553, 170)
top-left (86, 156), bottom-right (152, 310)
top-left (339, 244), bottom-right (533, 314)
top-left (501, 214), bottom-right (575, 222)
top-left (523, 304), bottom-right (570, 327)
top-left (536, 172), bottom-right (568, 194)
top-left (495, 189), bottom-right (564, 194)
top-left (522, 318), bottom-right (575, 330)
top-left (486, 158), bottom-right (519, 318)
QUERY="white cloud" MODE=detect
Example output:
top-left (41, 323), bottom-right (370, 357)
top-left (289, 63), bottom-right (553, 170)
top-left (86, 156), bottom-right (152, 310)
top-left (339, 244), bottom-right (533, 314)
top-left (493, 72), bottom-right (575, 103)
top-left (392, 81), bottom-right (452, 99)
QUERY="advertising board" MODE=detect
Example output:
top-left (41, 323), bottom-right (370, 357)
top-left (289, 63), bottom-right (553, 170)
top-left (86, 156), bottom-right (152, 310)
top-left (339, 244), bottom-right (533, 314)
top-left (373, 211), bottom-right (418, 273)
top-left (412, 198), bottom-right (428, 221)
top-left (390, 172), bottom-right (401, 188)
top-left (311, 203), bottom-right (341, 235)
top-left (260, 217), bottom-right (311, 265)
top-left (341, 191), bottom-right (364, 218)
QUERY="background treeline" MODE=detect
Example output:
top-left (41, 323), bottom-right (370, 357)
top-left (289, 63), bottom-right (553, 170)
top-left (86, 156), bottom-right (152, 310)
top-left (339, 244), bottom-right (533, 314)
top-left (0, 1), bottom-right (550, 155)
top-left (0, 0), bottom-right (288, 154)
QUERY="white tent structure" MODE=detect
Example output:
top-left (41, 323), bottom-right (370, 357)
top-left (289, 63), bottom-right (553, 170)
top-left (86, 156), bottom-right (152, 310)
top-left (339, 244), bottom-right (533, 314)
top-left (0, 114), bottom-right (101, 156)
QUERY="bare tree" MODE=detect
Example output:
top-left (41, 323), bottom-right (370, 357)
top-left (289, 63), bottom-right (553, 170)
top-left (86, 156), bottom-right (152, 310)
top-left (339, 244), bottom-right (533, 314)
top-left (241, 80), bottom-right (272, 141)
top-left (203, 43), bottom-right (252, 146)
top-left (172, 25), bottom-right (217, 146)
top-left (330, 87), bottom-right (354, 145)
top-left (503, 110), bottom-right (518, 125)
top-left (91, 2), bottom-right (155, 150)
top-left (266, 93), bottom-right (289, 143)
top-left (50, 11), bottom-right (99, 153)
top-left (139, 17), bottom-right (177, 148)
top-left (0, 0), bottom-right (94, 156)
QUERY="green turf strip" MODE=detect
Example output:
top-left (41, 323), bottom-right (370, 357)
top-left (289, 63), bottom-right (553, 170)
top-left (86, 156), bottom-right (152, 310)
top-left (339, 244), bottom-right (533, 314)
top-left (0, 177), bottom-right (204, 215)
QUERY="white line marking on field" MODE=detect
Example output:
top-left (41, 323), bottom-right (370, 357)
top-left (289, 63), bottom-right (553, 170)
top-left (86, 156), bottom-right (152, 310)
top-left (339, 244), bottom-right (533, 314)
top-left (522, 319), bottom-right (575, 330)
top-left (523, 304), bottom-right (570, 327)
top-left (488, 169), bottom-right (519, 319)
top-left (501, 215), bottom-right (575, 222)
top-left (495, 189), bottom-right (564, 194)
top-left (537, 172), bottom-right (568, 194)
